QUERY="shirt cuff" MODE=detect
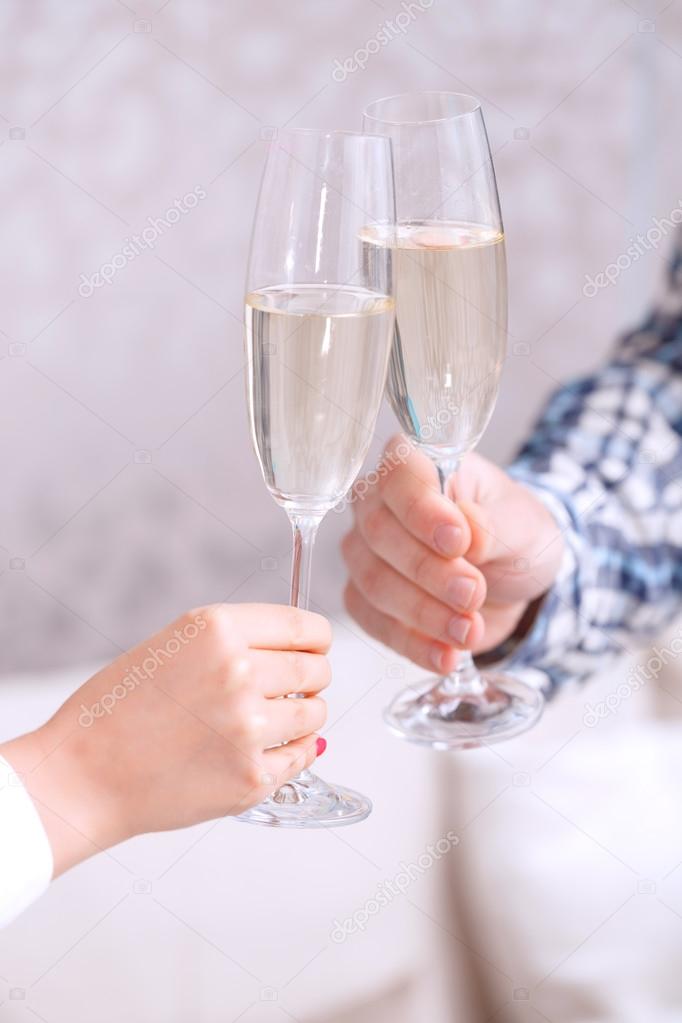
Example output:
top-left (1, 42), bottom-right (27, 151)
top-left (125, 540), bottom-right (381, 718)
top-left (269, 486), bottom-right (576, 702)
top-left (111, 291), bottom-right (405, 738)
top-left (0, 754), bottom-right (53, 928)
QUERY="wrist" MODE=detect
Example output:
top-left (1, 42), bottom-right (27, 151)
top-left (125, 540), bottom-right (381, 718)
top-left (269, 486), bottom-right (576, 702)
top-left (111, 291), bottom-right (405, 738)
top-left (476, 594), bottom-right (548, 667)
top-left (0, 723), bottom-right (120, 878)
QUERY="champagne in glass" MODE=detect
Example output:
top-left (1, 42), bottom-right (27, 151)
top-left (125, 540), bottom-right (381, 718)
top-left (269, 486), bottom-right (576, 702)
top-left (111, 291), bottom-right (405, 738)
top-left (361, 221), bottom-right (507, 454)
top-left (363, 92), bottom-right (543, 749)
top-left (239, 129), bottom-right (395, 827)
top-left (246, 285), bottom-right (394, 511)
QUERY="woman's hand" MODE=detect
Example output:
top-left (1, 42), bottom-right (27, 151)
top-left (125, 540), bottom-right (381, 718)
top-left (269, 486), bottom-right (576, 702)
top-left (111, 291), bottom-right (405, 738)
top-left (1, 603), bottom-right (331, 876)
top-left (342, 435), bottom-right (564, 672)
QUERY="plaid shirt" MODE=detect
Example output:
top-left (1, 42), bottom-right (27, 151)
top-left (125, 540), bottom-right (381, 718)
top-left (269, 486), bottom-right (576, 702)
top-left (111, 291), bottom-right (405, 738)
top-left (504, 232), bottom-right (682, 694)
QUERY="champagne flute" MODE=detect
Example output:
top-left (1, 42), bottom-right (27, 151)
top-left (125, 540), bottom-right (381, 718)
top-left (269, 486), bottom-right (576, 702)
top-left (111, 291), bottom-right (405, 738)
top-left (362, 92), bottom-right (543, 749)
top-left (239, 128), bottom-right (396, 826)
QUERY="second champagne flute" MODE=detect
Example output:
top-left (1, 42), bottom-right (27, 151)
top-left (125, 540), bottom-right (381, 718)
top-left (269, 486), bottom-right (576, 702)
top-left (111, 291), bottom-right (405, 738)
top-left (239, 128), bottom-right (395, 827)
top-left (363, 91), bottom-right (544, 749)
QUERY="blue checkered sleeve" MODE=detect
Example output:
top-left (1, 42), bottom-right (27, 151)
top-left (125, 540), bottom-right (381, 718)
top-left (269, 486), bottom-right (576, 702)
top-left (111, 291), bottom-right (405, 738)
top-left (503, 232), bottom-right (682, 694)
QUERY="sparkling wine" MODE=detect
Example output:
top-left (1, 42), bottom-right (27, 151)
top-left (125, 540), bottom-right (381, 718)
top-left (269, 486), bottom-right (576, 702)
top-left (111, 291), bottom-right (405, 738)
top-left (245, 284), bottom-right (394, 511)
top-left (362, 221), bottom-right (507, 454)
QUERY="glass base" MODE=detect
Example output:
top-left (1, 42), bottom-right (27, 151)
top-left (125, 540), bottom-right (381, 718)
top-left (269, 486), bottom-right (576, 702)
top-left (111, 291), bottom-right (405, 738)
top-left (384, 670), bottom-right (544, 750)
top-left (235, 769), bottom-right (372, 828)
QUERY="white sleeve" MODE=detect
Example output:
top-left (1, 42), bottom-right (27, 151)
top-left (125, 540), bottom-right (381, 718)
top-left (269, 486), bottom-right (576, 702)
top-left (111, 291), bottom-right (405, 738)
top-left (0, 754), bottom-right (53, 928)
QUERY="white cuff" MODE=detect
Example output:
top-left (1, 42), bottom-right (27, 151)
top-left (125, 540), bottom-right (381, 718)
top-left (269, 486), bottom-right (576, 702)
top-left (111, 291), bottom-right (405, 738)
top-left (0, 754), bottom-right (53, 928)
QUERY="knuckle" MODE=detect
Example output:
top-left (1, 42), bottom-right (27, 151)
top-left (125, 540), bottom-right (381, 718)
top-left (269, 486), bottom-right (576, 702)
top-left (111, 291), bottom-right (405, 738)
top-left (318, 656), bottom-right (332, 690)
top-left (240, 715), bottom-right (265, 748)
top-left (286, 607), bottom-right (308, 649)
top-left (472, 573), bottom-right (487, 609)
top-left (176, 608), bottom-right (201, 635)
top-left (230, 694), bottom-right (265, 746)
top-left (290, 696), bottom-right (326, 735)
top-left (412, 592), bottom-right (436, 632)
top-left (403, 491), bottom-right (424, 534)
top-left (292, 699), bottom-right (308, 732)
top-left (387, 616), bottom-right (408, 657)
top-left (224, 648), bottom-right (249, 682)
top-left (241, 759), bottom-right (266, 791)
top-left (412, 547), bottom-right (433, 589)
top-left (308, 696), bottom-right (327, 731)
top-left (362, 505), bottom-right (387, 546)
top-left (358, 561), bottom-right (381, 601)
top-left (308, 611), bottom-right (332, 652)
top-left (198, 603), bottom-right (236, 648)
top-left (407, 633), bottom-right (429, 668)
top-left (288, 651), bottom-right (306, 686)
top-left (296, 651), bottom-right (330, 692)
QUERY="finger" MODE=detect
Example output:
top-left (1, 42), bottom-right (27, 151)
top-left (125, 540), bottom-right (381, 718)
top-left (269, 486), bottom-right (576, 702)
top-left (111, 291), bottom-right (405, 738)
top-left (353, 495), bottom-right (486, 612)
top-left (263, 733), bottom-right (320, 786)
top-left (342, 530), bottom-right (484, 649)
top-left (232, 735), bottom-right (321, 812)
top-left (262, 695), bottom-right (327, 746)
top-left (344, 581), bottom-right (460, 674)
top-left (249, 649), bottom-right (332, 698)
top-left (206, 603), bottom-right (332, 653)
top-left (378, 435), bottom-right (471, 558)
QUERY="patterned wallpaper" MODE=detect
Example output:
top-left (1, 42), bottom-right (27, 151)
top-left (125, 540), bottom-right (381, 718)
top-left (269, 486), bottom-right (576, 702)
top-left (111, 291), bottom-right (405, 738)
top-left (1, 0), bottom-right (681, 671)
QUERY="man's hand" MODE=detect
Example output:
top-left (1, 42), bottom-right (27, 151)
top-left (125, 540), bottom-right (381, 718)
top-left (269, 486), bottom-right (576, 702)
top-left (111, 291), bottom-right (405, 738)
top-left (342, 436), bottom-right (564, 672)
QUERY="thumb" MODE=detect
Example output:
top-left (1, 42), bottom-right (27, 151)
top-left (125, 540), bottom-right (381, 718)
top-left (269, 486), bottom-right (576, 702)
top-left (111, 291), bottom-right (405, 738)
top-left (445, 452), bottom-right (523, 565)
top-left (446, 454), bottom-right (563, 591)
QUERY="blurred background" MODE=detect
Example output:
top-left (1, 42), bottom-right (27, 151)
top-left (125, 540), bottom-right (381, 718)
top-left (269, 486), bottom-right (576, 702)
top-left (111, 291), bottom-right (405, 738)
top-left (3, 1), bottom-right (682, 1021)
top-left (3, 0), bottom-right (680, 671)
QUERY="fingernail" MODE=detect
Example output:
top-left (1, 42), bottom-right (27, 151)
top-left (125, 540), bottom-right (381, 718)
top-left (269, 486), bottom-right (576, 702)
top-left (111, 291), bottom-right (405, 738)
top-left (446, 577), bottom-right (476, 610)
top-left (316, 737), bottom-right (327, 757)
top-left (447, 616), bottom-right (471, 645)
top-left (434, 524), bottom-right (462, 557)
top-left (430, 647), bottom-right (444, 672)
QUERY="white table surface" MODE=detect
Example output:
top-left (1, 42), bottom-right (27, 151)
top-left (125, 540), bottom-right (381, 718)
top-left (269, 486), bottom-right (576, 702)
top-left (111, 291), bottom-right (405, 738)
top-left (8, 618), bottom-right (682, 1022)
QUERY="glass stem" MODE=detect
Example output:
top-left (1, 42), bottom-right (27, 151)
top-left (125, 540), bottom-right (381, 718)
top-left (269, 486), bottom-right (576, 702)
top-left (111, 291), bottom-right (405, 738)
top-left (289, 514), bottom-right (321, 611)
top-left (280, 513), bottom-right (323, 789)
top-left (435, 458), bottom-right (485, 697)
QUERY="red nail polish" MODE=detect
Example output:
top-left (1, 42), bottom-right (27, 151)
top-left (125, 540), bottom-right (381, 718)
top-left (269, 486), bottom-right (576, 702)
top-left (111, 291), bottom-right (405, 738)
top-left (316, 737), bottom-right (327, 757)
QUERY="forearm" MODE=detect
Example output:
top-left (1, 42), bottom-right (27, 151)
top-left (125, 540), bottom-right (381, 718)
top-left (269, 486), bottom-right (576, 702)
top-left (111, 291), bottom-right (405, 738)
top-left (1, 726), bottom-right (108, 881)
top-left (501, 352), bottom-right (682, 693)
